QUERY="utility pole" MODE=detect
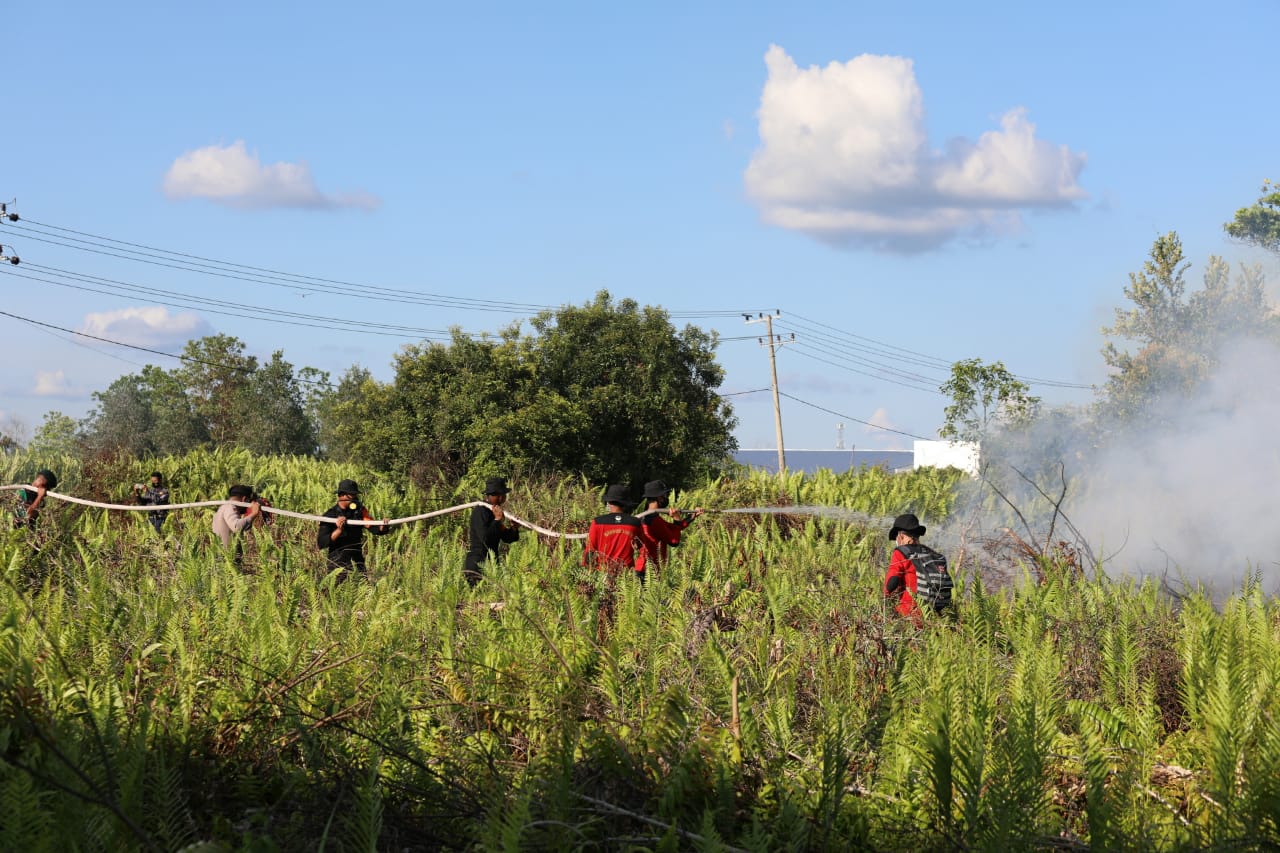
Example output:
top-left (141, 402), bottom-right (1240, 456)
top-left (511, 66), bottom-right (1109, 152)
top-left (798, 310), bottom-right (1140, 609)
top-left (0, 201), bottom-right (19, 265)
top-left (744, 311), bottom-right (794, 473)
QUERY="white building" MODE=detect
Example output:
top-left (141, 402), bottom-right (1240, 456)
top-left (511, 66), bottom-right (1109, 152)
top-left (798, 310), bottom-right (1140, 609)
top-left (912, 440), bottom-right (980, 476)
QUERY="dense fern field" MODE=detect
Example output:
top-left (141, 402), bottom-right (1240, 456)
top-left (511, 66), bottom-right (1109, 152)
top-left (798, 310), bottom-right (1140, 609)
top-left (2, 450), bottom-right (1278, 851)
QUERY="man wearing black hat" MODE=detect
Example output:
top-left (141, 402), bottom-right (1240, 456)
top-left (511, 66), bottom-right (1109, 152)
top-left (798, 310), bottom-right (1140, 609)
top-left (317, 479), bottom-right (391, 576)
top-left (884, 512), bottom-right (952, 619)
top-left (583, 484), bottom-right (647, 579)
top-left (638, 480), bottom-right (703, 570)
top-left (463, 477), bottom-right (520, 587)
top-left (13, 468), bottom-right (57, 529)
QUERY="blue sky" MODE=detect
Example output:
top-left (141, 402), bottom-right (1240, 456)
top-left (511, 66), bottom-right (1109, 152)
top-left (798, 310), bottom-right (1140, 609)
top-left (3, 1), bottom-right (1277, 452)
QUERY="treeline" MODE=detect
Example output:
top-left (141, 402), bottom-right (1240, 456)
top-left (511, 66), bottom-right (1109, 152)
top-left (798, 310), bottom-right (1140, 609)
top-left (29, 292), bottom-right (739, 490)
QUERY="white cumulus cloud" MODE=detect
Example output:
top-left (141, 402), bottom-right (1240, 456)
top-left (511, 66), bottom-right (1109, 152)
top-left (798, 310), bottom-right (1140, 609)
top-left (163, 141), bottom-right (381, 211)
top-left (34, 370), bottom-right (77, 397)
top-left (862, 407), bottom-right (911, 450)
top-left (79, 306), bottom-right (211, 348)
top-left (744, 45), bottom-right (1087, 252)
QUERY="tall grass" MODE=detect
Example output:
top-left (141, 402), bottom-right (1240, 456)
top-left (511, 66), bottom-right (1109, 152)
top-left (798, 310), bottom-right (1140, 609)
top-left (1, 449), bottom-right (1277, 850)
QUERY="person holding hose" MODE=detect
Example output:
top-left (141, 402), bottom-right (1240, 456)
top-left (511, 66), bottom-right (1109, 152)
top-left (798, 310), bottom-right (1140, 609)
top-left (463, 477), bottom-right (520, 587)
top-left (317, 479), bottom-right (391, 576)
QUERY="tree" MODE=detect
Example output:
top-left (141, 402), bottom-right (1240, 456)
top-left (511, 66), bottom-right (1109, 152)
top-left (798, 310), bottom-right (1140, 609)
top-left (1098, 232), bottom-right (1277, 425)
top-left (0, 414), bottom-right (25, 453)
top-left (79, 336), bottom-right (329, 459)
top-left (939, 358), bottom-right (1039, 444)
top-left (237, 352), bottom-right (317, 456)
top-left (27, 411), bottom-right (81, 459)
top-left (523, 292), bottom-right (736, 486)
top-left (336, 291), bottom-right (738, 487)
top-left (84, 374), bottom-right (156, 457)
top-left (1225, 180), bottom-right (1280, 255)
top-left (176, 335), bottom-right (258, 447)
top-left (143, 365), bottom-right (209, 455)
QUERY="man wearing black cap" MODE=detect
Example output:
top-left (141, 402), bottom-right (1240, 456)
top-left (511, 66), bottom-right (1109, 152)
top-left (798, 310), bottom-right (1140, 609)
top-left (884, 512), bottom-right (952, 619)
top-left (317, 479), bottom-right (391, 576)
top-left (583, 484), bottom-right (647, 579)
top-left (638, 480), bottom-right (703, 570)
top-left (13, 468), bottom-right (57, 529)
top-left (463, 477), bottom-right (520, 587)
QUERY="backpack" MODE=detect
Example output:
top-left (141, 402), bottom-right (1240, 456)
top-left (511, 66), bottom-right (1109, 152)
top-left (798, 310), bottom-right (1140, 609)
top-left (894, 544), bottom-right (953, 612)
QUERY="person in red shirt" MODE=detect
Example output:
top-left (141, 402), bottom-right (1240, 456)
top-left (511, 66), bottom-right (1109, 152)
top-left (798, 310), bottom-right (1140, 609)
top-left (638, 480), bottom-right (702, 572)
top-left (583, 484), bottom-right (647, 580)
top-left (884, 512), bottom-right (927, 620)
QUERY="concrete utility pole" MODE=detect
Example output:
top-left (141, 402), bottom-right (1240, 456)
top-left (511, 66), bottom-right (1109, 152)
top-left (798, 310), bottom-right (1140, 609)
top-left (743, 311), bottom-right (794, 473)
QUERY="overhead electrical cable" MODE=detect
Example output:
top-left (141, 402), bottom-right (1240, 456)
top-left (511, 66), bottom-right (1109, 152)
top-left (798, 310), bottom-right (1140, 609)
top-left (782, 345), bottom-right (944, 396)
top-left (6, 218), bottom-right (755, 319)
top-left (790, 339), bottom-right (948, 388)
top-left (10, 264), bottom-right (457, 340)
top-left (777, 391), bottom-right (932, 441)
top-left (780, 311), bottom-right (1093, 390)
top-left (0, 308), bottom-right (338, 388)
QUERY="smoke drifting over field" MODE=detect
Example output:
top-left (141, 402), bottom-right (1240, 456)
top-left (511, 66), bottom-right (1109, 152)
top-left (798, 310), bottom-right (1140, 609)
top-left (968, 338), bottom-right (1280, 594)
top-left (1071, 338), bottom-right (1280, 591)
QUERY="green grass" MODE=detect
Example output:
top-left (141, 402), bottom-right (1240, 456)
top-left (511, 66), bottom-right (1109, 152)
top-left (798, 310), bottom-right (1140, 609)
top-left (2, 449), bottom-right (1278, 851)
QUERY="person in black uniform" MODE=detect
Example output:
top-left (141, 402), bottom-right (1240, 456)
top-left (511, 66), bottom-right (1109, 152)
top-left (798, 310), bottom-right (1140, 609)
top-left (317, 479), bottom-right (391, 576)
top-left (463, 477), bottom-right (520, 587)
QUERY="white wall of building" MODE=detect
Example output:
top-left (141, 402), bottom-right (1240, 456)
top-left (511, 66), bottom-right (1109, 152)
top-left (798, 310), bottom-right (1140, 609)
top-left (913, 440), bottom-right (980, 476)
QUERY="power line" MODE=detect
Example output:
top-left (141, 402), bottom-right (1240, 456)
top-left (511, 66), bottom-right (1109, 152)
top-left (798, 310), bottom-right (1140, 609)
top-left (790, 341), bottom-right (947, 392)
top-left (5, 218), bottom-right (756, 320)
top-left (0, 308), bottom-right (338, 388)
top-left (5, 264), bottom-right (457, 340)
top-left (777, 391), bottom-right (932, 441)
top-left (781, 311), bottom-right (1093, 391)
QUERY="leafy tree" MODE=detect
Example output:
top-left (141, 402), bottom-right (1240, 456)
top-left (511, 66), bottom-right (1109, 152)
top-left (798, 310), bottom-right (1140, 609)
top-left (80, 336), bottom-right (324, 458)
top-left (338, 292), bottom-right (737, 487)
top-left (939, 358), bottom-right (1039, 444)
top-left (237, 351), bottom-right (317, 456)
top-left (0, 414), bottom-right (25, 453)
top-left (27, 411), bottom-right (81, 459)
top-left (176, 335), bottom-right (258, 447)
top-left (1098, 232), bottom-right (1277, 425)
top-left (84, 374), bottom-right (156, 457)
top-left (524, 292), bottom-right (736, 486)
top-left (1225, 180), bottom-right (1280, 255)
top-left (142, 365), bottom-right (209, 455)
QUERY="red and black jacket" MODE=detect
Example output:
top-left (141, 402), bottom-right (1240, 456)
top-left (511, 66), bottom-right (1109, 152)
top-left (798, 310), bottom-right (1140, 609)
top-left (640, 512), bottom-right (692, 565)
top-left (583, 512), bottom-right (646, 573)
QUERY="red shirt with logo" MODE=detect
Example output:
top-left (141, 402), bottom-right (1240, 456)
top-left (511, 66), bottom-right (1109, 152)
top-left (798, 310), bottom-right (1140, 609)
top-left (584, 512), bottom-right (646, 574)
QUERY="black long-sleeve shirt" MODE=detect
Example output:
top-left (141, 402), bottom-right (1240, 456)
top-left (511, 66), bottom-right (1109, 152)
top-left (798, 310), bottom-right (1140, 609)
top-left (465, 504), bottom-right (519, 574)
top-left (317, 503), bottom-right (390, 567)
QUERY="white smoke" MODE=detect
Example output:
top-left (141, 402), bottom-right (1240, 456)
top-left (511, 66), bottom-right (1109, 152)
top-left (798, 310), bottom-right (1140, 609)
top-left (952, 337), bottom-right (1280, 596)
top-left (1067, 337), bottom-right (1280, 593)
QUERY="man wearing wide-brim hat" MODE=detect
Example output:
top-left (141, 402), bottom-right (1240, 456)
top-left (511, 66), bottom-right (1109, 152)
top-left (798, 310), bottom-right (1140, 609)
top-left (463, 476), bottom-right (520, 587)
top-left (638, 479), bottom-right (703, 570)
top-left (884, 512), bottom-right (944, 620)
top-left (317, 479), bottom-right (392, 577)
top-left (583, 484), bottom-right (647, 579)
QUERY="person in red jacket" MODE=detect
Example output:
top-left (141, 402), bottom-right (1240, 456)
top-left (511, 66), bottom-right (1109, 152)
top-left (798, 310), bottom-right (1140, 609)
top-left (884, 512), bottom-right (926, 620)
top-left (638, 480), bottom-right (702, 571)
top-left (583, 484), bottom-right (647, 580)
